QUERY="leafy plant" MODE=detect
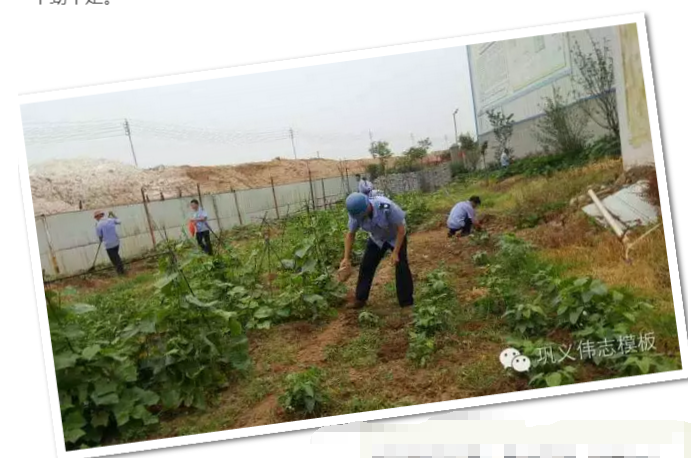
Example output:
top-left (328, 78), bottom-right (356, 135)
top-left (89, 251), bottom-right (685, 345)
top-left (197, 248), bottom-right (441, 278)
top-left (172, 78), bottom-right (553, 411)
top-left (407, 269), bottom-right (458, 366)
top-left (529, 366), bottom-right (577, 388)
top-left (486, 109), bottom-right (515, 163)
top-left (571, 33), bottom-right (619, 137)
top-left (534, 86), bottom-right (591, 157)
top-left (358, 311), bottom-right (381, 328)
top-left (472, 251), bottom-right (489, 266)
top-left (406, 331), bottom-right (435, 368)
top-left (394, 191), bottom-right (432, 232)
top-left (613, 353), bottom-right (680, 376)
top-left (502, 296), bottom-right (549, 335)
top-left (279, 367), bottom-right (328, 418)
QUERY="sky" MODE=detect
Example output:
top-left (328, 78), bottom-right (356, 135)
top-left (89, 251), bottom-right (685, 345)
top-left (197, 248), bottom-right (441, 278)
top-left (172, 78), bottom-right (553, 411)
top-left (20, 46), bottom-right (475, 169)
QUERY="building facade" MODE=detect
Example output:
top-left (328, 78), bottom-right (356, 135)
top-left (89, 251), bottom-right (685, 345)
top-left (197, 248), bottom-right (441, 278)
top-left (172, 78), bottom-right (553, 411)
top-left (467, 24), bottom-right (654, 170)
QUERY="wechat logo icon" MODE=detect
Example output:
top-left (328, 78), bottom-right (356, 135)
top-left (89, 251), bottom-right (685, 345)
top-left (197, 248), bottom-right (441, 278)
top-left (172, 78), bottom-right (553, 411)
top-left (499, 348), bottom-right (531, 373)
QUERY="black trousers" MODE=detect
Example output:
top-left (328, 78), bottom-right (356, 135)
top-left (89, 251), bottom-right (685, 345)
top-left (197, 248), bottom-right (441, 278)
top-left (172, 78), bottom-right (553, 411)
top-left (106, 245), bottom-right (125, 274)
top-left (196, 230), bottom-right (213, 255)
top-left (448, 217), bottom-right (473, 238)
top-left (355, 237), bottom-right (414, 307)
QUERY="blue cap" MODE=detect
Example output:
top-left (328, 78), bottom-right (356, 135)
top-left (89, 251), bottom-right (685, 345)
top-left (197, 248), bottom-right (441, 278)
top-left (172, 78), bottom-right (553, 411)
top-left (346, 192), bottom-right (369, 216)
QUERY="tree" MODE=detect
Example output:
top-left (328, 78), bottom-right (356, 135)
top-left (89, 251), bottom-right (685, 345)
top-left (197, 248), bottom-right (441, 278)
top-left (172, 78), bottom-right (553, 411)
top-left (486, 109), bottom-right (515, 163)
top-left (368, 140), bottom-right (392, 160)
top-left (571, 33), bottom-right (619, 137)
top-left (458, 133), bottom-right (481, 171)
top-left (534, 86), bottom-right (591, 156)
top-left (403, 137), bottom-right (432, 162)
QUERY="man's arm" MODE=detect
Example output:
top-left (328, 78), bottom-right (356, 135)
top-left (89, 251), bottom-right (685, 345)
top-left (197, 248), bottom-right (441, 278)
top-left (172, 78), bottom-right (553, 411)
top-left (343, 231), bottom-right (355, 263)
top-left (341, 218), bottom-right (359, 266)
top-left (194, 211), bottom-right (208, 223)
top-left (391, 224), bottom-right (406, 262)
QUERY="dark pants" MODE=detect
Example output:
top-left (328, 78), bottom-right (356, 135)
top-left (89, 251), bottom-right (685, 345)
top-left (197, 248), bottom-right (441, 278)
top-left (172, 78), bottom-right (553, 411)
top-left (356, 237), bottom-right (414, 307)
top-left (106, 245), bottom-right (125, 274)
top-left (448, 217), bottom-right (473, 238)
top-left (196, 230), bottom-right (213, 255)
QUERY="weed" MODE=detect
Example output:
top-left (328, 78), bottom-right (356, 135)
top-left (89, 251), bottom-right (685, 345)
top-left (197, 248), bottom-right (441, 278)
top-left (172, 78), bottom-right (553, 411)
top-left (279, 367), bottom-right (328, 418)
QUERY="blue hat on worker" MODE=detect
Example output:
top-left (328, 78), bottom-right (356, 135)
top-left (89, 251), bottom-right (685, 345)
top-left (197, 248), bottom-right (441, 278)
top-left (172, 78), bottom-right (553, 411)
top-left (346, 192), bottom-right (369, 217)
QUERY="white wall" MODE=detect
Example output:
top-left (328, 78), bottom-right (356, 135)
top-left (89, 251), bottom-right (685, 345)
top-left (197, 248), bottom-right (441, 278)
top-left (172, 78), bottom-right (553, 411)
top-left (37, 174), bottom-right (357, 278)
top-left (469, 26), bottom-right (618, 148)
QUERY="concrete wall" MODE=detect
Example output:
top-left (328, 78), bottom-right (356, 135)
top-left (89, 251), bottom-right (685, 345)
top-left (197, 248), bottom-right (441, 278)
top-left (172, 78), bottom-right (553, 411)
top-left (613, 23), bottom-right (655, 170)
top-left (37, 174), bottom-right (357, 278)
top-left (373, 162), bottom-right (452, 195)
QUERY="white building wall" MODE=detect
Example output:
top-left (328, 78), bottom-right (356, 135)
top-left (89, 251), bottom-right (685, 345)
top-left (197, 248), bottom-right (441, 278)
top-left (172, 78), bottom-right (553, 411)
top-left (469, 26), bottom-right (619, 160)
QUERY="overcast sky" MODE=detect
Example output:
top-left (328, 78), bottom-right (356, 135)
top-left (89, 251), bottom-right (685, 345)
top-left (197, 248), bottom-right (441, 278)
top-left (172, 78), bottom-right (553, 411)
top-left (21, 46), bottom-right (475, 169)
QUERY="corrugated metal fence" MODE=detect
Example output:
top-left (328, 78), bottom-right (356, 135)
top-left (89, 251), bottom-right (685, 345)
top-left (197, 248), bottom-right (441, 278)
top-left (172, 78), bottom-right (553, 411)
top-left (37, 173), bottom-right (357, 278)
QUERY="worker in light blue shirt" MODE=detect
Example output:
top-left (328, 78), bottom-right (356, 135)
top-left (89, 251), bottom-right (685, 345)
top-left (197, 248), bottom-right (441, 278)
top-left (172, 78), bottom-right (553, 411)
top-left (447, 196), bottom-right (481, 238)
top-left (340, 192), bottom-right (413, 309)
top-left (190, 199), bottom-right (213, 255)
top-left (500, 149), bottom-right (510, 168)
top-left (94, 209), bottom-right (125, 275)
top-left (356, 174), bottom-right (373, 196)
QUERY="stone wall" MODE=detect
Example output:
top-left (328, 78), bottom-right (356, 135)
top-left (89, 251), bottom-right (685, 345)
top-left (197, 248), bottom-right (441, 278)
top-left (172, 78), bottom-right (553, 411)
top-left (373, 162), bottom-right (452, 195)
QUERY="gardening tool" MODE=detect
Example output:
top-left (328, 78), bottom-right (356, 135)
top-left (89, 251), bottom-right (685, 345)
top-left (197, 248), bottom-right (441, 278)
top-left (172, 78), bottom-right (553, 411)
top-left (87, 240), bottom-right (102, 273)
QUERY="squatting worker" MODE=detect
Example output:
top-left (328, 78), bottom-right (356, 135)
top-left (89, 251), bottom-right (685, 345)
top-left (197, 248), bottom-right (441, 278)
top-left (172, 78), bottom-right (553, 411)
top-left (356, 174), bottom-right (373, 196)
top-left (190, 199), bottom-right (213, 255)
top-left (94, 209), bottom-right (125, 275)
top-left (447, 195), bottom-right (482, 238)
top-left (340, 192), bottom-right (414, 309)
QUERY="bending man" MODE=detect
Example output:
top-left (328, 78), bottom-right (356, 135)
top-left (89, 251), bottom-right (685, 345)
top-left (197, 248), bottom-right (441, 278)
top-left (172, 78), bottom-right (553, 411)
top-left (340, 192), bottom-right (413, 309)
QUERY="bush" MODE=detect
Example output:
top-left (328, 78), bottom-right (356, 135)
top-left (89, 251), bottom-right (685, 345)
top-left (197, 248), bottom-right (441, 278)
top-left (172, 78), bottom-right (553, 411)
top-left (279, 367), bottom-right (328, 418)
top-left (534, 86), bottom-right (591, 157)
top-left (394, 192), bottom-right (432, 232)
top-left (451, 162), bottom-right (471, 178)
top-left (365, 163), bottom-right (384, 181)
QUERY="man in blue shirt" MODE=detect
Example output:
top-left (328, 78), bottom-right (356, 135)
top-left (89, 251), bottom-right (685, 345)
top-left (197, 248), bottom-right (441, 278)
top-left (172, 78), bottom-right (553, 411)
top-left (500, 149), bottom-right (510, 168)
top-left (190, 199), bottom-right (213, 255)
top-left (340, 192), bottom-right (413, 309)
top-left (356, 174), bottom-right (373, 196)
top-left (447, 196), bottom-right (481, 238)
top-left (94, 209), bottom-right (125, 275)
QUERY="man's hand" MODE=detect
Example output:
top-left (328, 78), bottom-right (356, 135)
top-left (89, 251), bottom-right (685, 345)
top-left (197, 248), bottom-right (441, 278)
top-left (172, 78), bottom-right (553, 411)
top-left (340, 258), bottom-right (350, 269)
top-left (390, 251), bottom-right (400, 265)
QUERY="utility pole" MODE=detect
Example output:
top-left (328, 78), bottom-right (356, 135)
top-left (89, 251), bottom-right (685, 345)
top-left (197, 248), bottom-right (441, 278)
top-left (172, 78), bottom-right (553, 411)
top-left (289, 128), bottom-right (297, 160)
top-left (124, 119), bottom-right (138, 167)
top-left (368, 130), bottom-right (374, 153)
top-left (410, 133), bottom-right (415, 146)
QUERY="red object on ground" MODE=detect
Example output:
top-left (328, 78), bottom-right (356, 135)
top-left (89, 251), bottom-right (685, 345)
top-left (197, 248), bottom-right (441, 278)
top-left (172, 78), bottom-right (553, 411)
top-left (188, 220), bottom-right (196, 236)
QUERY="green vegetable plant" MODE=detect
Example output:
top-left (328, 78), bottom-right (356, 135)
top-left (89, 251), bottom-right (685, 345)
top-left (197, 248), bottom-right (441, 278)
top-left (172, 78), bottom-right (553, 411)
top-left (279, 367), bottom-right (329, 418)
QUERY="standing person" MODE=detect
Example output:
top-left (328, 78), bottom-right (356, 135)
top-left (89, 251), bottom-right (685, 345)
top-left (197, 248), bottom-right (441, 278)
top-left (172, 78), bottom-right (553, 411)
top-left (340, 192), bottom-right (413, 309)
top-left (357, 174), bottom-right (373, 196)
top-left (94, 209), bottom-right (125, 275)
top-left (447, 196), bottom-right (482, 238)
top-left (500, 149), bottom-right (510, 168)
top-left (190, 199), bottom-right (213, 255)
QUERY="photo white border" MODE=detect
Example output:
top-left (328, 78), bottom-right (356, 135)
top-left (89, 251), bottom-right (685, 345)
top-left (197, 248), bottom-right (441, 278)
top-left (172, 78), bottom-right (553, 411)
top-left (16, 12), bottom-right (688, 458)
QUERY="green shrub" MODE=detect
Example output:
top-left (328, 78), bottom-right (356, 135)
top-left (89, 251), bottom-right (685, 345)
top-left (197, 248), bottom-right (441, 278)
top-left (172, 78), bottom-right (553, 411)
top-left (395, 191), bottom-right (432, 232)
top-left (279, 367), bottom-right (328, 418)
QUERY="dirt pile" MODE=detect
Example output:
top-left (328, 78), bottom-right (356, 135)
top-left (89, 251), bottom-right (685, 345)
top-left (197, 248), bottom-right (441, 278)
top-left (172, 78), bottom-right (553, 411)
top-left (29, 157), bottom-right (380, 216)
